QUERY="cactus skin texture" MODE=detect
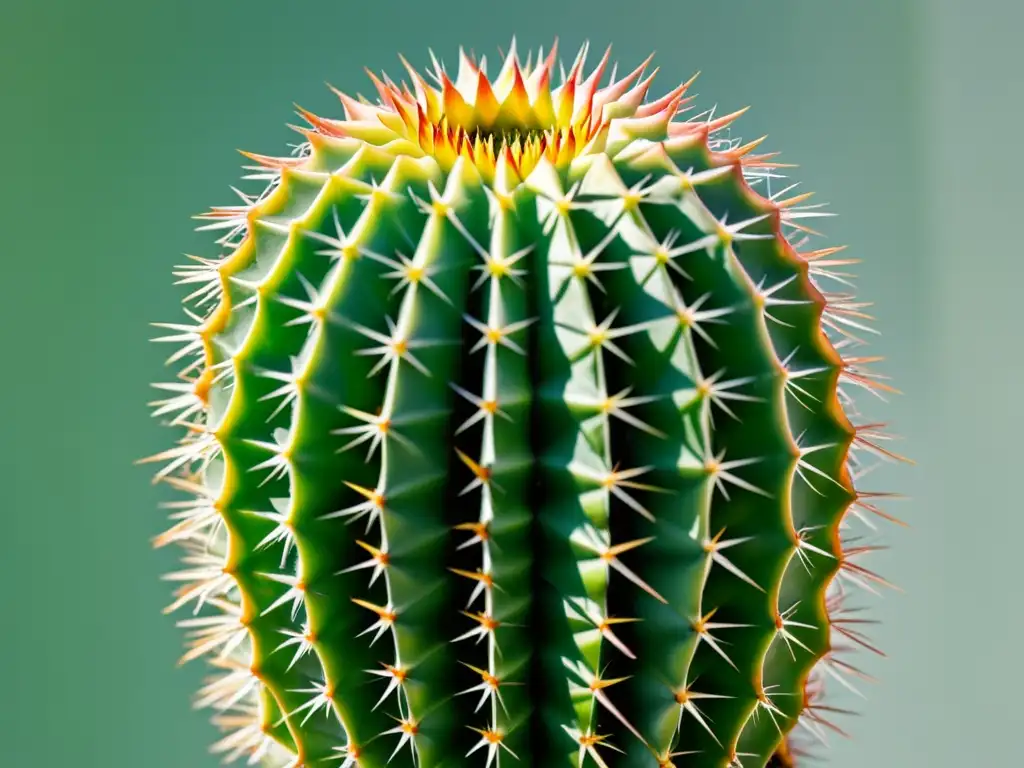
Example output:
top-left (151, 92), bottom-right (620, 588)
top-left (145, 41), bottom-right (906, 768)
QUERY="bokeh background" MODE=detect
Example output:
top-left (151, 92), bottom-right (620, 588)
top-left (1, 0), bottom-right (1016, 765)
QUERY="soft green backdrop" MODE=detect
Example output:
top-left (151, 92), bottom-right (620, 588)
top-left (1, 0), bottom-right (1015, 765)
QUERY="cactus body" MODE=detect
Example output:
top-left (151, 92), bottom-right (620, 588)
top-left (147, 42), bottom-right (902, 768)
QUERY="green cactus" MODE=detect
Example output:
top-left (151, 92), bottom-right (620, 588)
top-left (145, 41), bottom-right (905, 768)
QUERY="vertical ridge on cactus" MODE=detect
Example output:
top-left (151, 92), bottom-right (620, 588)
top-left (144, 39), bottom-right (907, 768)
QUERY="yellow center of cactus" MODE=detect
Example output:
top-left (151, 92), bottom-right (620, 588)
top-left (301, 41), bottom-right (694, 183)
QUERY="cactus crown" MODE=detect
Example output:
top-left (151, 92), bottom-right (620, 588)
top-left (300, 44), bottom-right (685, 182)
top-left (146, 40), bottom-right (904, 768)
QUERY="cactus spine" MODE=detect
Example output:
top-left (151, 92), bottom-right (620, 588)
top-left (146, 41), bottom-right (904, 768)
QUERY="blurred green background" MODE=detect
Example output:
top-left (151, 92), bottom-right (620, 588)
top-left (1, 0), bottom-right (1016, 765)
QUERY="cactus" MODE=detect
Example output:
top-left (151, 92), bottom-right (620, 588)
top-left (145, 41), bottom-right (905, 768)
